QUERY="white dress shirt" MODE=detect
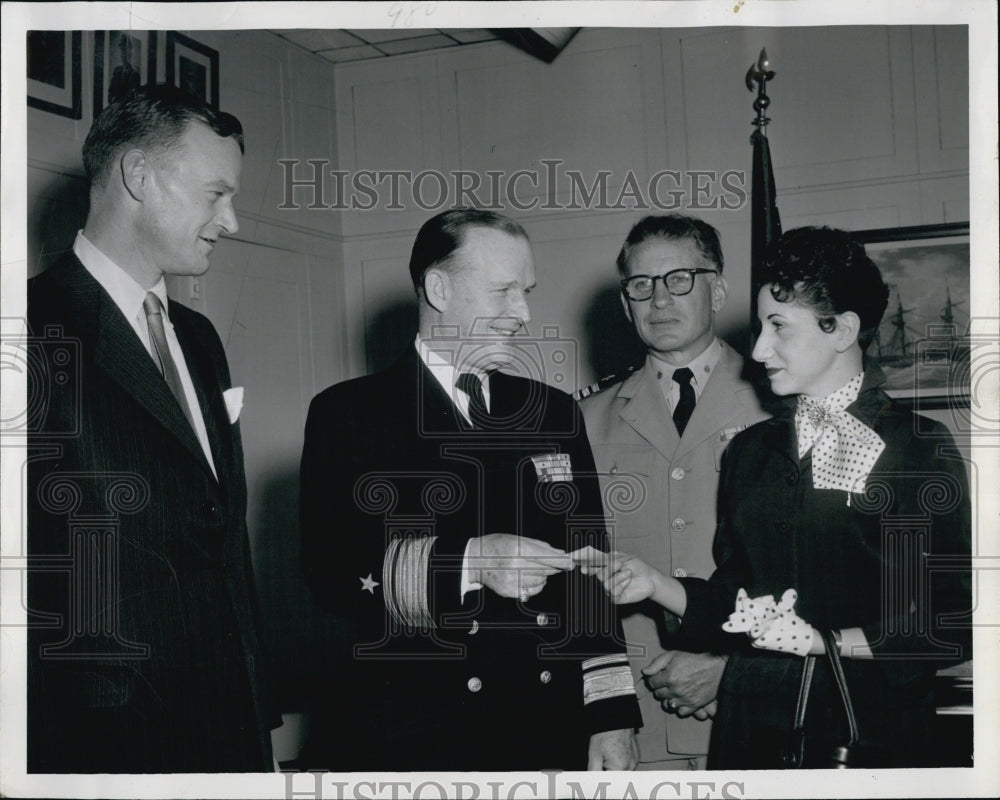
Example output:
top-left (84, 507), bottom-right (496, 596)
top-left (414, 334), bottom-right (490, 597)
top-left (415, 334), bottom-right (492, 424)
top-left (73, 231), bottom-right (217, 478)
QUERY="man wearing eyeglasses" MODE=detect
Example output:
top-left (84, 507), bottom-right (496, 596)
top-left (578, 214), bottom-right (769, 770)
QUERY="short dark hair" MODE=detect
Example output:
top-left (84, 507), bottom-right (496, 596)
top-left (83, 84), bottom-right (244, 189)
top-left (408, 208), bottom-right (528, 293)
top-left (756, 226), bottom-right (889, 351)
top-left (616, 214), bottom-right (724, 276)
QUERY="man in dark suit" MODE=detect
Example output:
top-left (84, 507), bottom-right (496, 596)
top-left (27, 85), bottom-right (275, 772)
top-left (300, 209), bottom-right (641, 771)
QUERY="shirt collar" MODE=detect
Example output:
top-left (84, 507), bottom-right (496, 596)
top-left (414, 334), bottom-right (490, 414)
top-left (648, 337), bottom-right (723, 392)
top-left (73, 230), bottom-right (169, 323)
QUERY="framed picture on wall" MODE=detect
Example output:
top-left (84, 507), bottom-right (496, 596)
top-left (26, 30), bottom-right (82, 119)
top-left (165, 31), bottom-right (219, 109)
top-left (854, 222), bottom-right (971, 411)
top-left (94, 30), bottom-right (157, 116)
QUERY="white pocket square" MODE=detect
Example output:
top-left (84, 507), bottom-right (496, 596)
top-left (223, 386), bottom-right (244, 423)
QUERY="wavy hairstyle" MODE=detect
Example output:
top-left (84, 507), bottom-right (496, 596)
top-left (756, 226), bottom-right (889, 351)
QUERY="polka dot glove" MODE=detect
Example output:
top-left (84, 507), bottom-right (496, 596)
top-left (722, 588), bottom-right (779, 633)
top-left (749, 588), bottom-right (814, 657)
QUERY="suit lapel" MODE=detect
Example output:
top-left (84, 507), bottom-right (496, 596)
top-left (172, 307), bottom-right (231, 484)
top-left (617, 364), bottom-right (679, 460)
top-left (53, 256), bottom-right (215, 477)
top-left (405, 349), bottom-right (468, 434)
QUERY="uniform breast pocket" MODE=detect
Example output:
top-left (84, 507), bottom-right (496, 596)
top-left (590, 445), bottom-right (656, 536)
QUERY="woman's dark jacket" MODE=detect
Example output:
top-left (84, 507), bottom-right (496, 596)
top-left (679, 369), bottom-right (972, 768)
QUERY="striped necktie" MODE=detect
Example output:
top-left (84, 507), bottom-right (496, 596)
top-left (143, 292), bottom-right (198, 434)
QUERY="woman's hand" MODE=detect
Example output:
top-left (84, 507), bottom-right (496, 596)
top-left (570, 546), bottom-right (688, 614)
top-left (602, 554), bottom-right (658, 604)
top-left (571, 547), bottom-right (661, 604)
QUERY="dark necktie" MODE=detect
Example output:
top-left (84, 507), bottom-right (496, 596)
top-left (672, 367), bottom-right (696, 436)
top-left (143, 292), bottom-right (198, 434)
top-left (456, 372), bottom-right (490, 428)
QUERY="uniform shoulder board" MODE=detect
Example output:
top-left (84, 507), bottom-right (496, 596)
top-left (573, 364), bottom-right (639, 401)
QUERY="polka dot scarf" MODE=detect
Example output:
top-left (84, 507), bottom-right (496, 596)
top-left (795, 373), bottom-right (885, 503)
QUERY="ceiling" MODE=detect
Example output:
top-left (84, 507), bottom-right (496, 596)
top-left (272, 29), bottom-right (502, 64)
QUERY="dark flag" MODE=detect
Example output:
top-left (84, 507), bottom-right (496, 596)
top-left (750, 126), bottom-right (781, 285)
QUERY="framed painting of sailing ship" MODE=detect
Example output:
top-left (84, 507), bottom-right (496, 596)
top-left (854, 222), bottom-right (970, 409)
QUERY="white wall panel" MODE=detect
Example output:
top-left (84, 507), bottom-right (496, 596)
top-left (920, 175), bottom-right (971, 224)
top-left (452, 44), bottom-right (652, 196)
top-left (680, 27), bottom-right (918, 187)
top-left (914, 25), bottom-right (970, 173)
top-left (352, 78), bottom-right (425, 170)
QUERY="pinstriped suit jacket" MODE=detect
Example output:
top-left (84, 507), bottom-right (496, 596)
top-left (26, 254), bottom-right (274, 772)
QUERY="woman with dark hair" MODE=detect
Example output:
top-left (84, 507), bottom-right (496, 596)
top-left (578, 227), bottom-right (971, 768)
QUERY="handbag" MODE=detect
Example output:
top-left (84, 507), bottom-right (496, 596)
top-left (774, 650), bottom-right (815, 768)
top-left (773, 629), bottom-right (886, 769)
top-left (820, 628), bottom-right (890, 768)
top-left (821, 628), bottom-right (861, 767)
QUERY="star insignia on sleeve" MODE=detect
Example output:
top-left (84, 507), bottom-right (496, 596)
top-left (360, 573), bottom-right (380, 594)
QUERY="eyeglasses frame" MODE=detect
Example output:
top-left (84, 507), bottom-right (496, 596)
top-left (620, 268), bottom-right (719, 300)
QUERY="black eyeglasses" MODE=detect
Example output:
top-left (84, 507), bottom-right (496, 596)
top-left (621, 268), bottom-right (718, 301)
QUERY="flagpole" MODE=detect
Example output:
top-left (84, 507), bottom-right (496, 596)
top-left (747, 48), bottom-right (781, 323)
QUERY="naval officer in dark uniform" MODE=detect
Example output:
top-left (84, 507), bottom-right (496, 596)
top-left (299, 209), bottom-right (641, 771)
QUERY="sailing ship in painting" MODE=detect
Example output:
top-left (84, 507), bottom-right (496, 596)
top-left (868, 238), bottom-right (970, 395)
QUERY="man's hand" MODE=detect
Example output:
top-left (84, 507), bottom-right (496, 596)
top-left (587, 728), bottom-right (638, 770)
top-left (468, 533), bottom-right (573, 599)
top-left (642, 651), bottom-right (726, 717)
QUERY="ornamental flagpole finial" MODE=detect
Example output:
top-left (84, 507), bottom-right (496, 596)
top-left (746, 48), bottom-right (776, 132)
